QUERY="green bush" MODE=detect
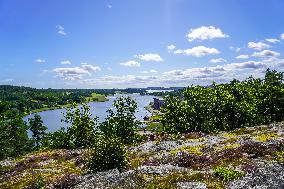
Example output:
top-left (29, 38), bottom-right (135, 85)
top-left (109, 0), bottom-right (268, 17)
top-left (214, 166), bottom-right (245, 182)
top-left (88, 135), bottom-right (128, 172)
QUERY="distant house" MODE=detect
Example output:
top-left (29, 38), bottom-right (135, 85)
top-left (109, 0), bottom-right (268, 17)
top-left (153, 98), bottom-right (164, 110)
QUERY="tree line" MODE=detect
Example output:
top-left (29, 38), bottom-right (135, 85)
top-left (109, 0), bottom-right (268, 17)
top-left (0, 85), bottom-right (158, 115)
top-left (161, 69), bottom-right (284, 133)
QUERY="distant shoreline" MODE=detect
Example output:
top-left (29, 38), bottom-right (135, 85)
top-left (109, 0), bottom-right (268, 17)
top-left (25, 93), bottom-right (109, 115)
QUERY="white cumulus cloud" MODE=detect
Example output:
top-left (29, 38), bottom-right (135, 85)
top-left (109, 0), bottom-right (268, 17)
top-left (174, 46), bottom-right (220, 57)
top-left (265, 38), bottom-right (280, 43)
top-left (141, 69), bottom-right (158, 74)
top-left (35, 59), bottom-right (45, 63)
top-left (229, 46), bottom-right (241, 52)
top-left (135, 53), bottom-right (163, 62)
top-left (248, 41), bottom-right (270, 51)
top-left (210, 58), bottom-right (227, 63)
top-left (150, 69), bottom-right (158, 73)
top-left (186, 26), bottom-right (229, 41)
top-left (120, 60), bottom-right (140, 67)
top-left (53, 64), bottom-right (101, 80)
top-left (56, 25), bottom-right (67, 36)
top-left (236, 55), bottom-right (249, 59)
top-left (60, 60), bottom-right (71, 65)
top-left (280, 33), bottom-right (284, 40)
top-left (167, 44), bottom-right (176, 52)
top-left (252, 50), bottom-right (280, 58)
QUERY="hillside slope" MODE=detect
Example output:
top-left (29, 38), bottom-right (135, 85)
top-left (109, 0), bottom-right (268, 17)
top-left (1, 122), bottom-right (284, 189)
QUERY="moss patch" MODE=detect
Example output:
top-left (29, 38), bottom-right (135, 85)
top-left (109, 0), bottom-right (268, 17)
top-left (255, 132), bottom-right (279, 141)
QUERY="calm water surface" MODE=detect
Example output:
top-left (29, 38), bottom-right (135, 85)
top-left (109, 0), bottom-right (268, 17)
top-left (24, 94), bottom-right (155, 132)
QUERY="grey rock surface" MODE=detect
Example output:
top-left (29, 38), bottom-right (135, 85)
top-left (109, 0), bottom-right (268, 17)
top-left (226, 163), bottom-right (284, 189)
top-left (177, 181), bottom-right (207, 189)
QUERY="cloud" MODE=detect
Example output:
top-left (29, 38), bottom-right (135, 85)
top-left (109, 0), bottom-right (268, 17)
top-left (53, 64), bottom-right (101, 80)
top-left (60, 60), bottom-right (71, 65)
top-left (265, 38), bottom-right (280, 43)
top-left (281, 33), bottom-right (284, 40)
top-left (0, 78), bottom-right (14, 83)
top-left (77, 58), bottom-right (276, 88)
top-left (82, 75), bottom-right (161, 88)
top-left (248, 41), bottom-right (270, 51)
top-left (80, 64), bottom-right (101, 72)
top-left (167, 44), bottom-right (176, 52)
top-left (120, 60), bottom-right (140, 67)
top-left (226, 61), bottom-right (266, 70)
top-left (35, 59), bottom-right (45, 63)
top-left (140, 71), bottom-right (148, 74)
top-left (140, 69), bottom-right (158, 74)
top-left (229, 46), bottom-right (241, 52)
top-left (150, 69), bottom-right (158, 73)
top-left (174, 46), bottom-right (220, 57)
top-left (252, 50), bottom-right (280, 58)
top-left (135, 53), bottom-right (163, 62)
top-left (210, 58), bottom-right (227, 63)
top-left (107, 4), bottom-right (112, 8)
top-left (186, 26), bottom-right (228, 41)
top-left (161, 61), bottom-right (266, 84)
top-left (236, 54), bottom-right (249, 59)
top-left (56, 25), bottom-right (67, 36)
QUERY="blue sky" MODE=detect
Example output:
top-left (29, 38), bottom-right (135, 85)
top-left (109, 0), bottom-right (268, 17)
top-left (1, 0), bottom-right (284, 88)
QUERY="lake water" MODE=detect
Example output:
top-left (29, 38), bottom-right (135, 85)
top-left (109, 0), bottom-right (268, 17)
top-left (24, 93), bottom-right (155, 133)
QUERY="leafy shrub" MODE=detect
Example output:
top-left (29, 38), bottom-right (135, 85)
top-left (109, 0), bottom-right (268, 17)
top-left (214, 166), bottom-right (245, 182)
top-left (88, 135), bottom-right (128, 172)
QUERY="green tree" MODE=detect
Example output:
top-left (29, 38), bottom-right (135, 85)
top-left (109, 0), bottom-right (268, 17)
top-left (100, 96), bottom-right (141, 144)
top-left (161, 70), bottom-right (284, 134)
top-left (28, 114), bottom-right (47, 149)
top-left (0, 102), bottom-right (31, 159)
top-left (64, 103), bottom-right (98, 148)
top-left (42, 127), bottom-right (70, 149)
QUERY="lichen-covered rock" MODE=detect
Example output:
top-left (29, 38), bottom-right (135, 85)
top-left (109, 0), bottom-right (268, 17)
top-left (72, 169), bottom-right (139, 189)
top-left (177, 181), bottom-right (207, 189)
top-left (226, 163), bottom-right (284, 189)
top-left (137, 164), bottom-right (190, 175)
